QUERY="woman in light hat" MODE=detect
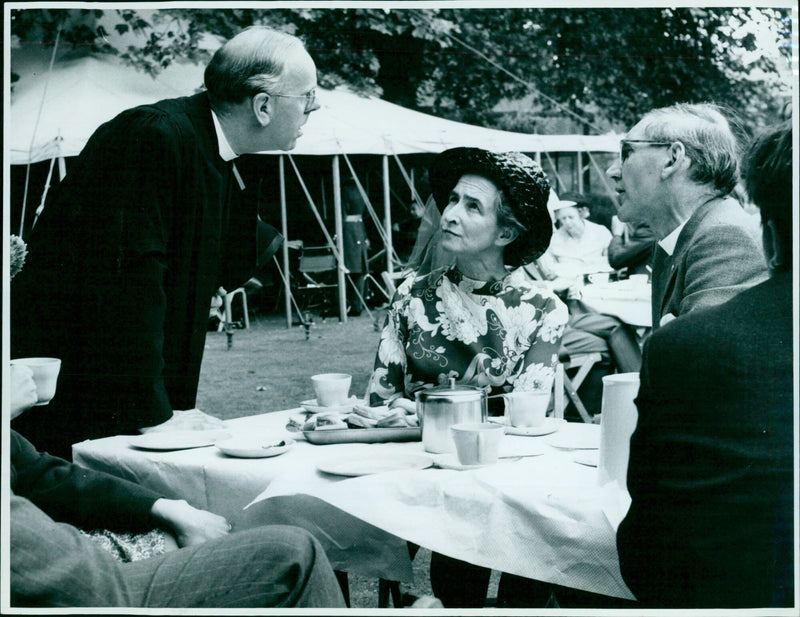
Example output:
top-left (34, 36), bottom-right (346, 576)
top-left (537, 193), bottom-right (614, 282)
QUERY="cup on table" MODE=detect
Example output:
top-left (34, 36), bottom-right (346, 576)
top-left (450, 422), bottom-right (504, 466)
top-left (311, 373), bottom-right (352, 407)
top-left (10, 357), bottom-right (61, 405)
top-left (628, 274), bottom-right (649, 287)
top-left (587, 272), bottom-right (610, 285)
top-left (502, 391), bottom-right (549, 427)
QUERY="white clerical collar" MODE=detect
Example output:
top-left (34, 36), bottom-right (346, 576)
top-left (211, 110), bottom-right (245, 190)
top-left (211, 110), bottom-right (238, 162)
top-left (658, 219), bottom-right (689, 256)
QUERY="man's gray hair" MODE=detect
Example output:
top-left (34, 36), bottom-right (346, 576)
top-left (637, 103), bottom-right (740, 195)
top-left (204, 26), bottom-right (307, 109)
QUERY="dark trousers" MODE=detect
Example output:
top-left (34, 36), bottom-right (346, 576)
top-left (430, 552), bottom-right (639, 609)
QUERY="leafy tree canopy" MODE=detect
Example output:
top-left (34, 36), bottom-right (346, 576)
top-left (10, 6), bottom-right (792, 134)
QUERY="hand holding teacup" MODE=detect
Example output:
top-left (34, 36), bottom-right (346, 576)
top-left (9, 364), bottom-right (38, 419)
top-left (10, 357), bottom-right (61, 407)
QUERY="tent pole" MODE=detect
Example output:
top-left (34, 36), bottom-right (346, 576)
top-left (576, 151), bottom-right (584, 193)
top-left (332, 156), bottom-right (347, 322)
top-left (586, 151), bottom-right (620, 209)
top-left (32, 156), bottom-right (57, 230)
top-left (383, 155), bottom-right (393, 275)
top-left (279, 155), bottom-right (292, 328)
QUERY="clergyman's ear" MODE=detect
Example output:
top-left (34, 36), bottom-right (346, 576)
top-left (252, 92), bottom-right (272, 127)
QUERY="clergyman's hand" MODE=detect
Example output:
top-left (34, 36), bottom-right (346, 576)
top-left (150, 498), bottom-right (231, 548)
top-left (10, 364), bottom-right (38, 420)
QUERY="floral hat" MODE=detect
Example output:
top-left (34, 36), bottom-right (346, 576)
top-left (428, 147), bottom-right (552, 267)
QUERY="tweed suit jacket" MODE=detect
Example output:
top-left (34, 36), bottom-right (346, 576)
top-left (651, 197), bottom-right (768, 329)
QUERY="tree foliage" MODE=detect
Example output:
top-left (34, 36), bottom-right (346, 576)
top-left (10, 6), bottom-right (791, 134)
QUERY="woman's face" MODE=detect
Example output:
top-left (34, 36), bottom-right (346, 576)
top-left (440, 174), bottom-right (508, 257)
top-left (555, 206), bottom-right (585, 238)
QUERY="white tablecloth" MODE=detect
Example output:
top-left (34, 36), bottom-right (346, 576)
top-left (73, 410), bottom-right (634, 599)
top-left (580, 281), bottom-right (651, 328)
top-left (72, 410), bottom-right (414, 582)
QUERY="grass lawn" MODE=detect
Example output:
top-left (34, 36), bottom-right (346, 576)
top-left (196, 312), bottom-right (447, 608)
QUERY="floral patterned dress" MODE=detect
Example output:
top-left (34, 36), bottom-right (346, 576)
top-left (368, 265), bottom-right (568, 406)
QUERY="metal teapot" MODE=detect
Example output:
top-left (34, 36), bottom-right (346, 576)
top-left (415, 379), bottom-right (488, 454)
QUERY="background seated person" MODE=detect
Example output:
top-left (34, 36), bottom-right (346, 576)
top-left (537, 193), bottom-right (613, 285)
top-left (608, 215), bottom-right (656, 277)
top-left (8, 363), bottom-right (344, 609)
top-left (617, 121), bottom-right (794, 609)
top-left (367, 147), bottom-right (568, 608)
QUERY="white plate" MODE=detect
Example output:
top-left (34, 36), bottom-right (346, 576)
top-left (300, 397), bottom-right (362, 414)
top-left (316, 452), bottom-right (433, 477)
top-left (573, 451), bottom-right (600, 467)
top-left (217, 437), bottom-right (294, 459)
top-left (129, 430), bottom-right (231, 451)
top-left (490, 417), bottom-right (566, 437)
top-left (546, 425), bottom-right (601, 450)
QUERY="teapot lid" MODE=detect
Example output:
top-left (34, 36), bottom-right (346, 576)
top-left (415, 378), bottom-right (487, 402)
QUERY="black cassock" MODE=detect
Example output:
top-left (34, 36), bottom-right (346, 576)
top-left (12, 92), bottom-right (263, 459)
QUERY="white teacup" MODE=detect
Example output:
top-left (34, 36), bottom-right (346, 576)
top-left (10, 357), bottom-right (62, 405)
top-left (450, 422), bottom-right (505, 466)
top-left (311, 373), bottom-right (352, 407)
top-left (503, 390), bottom-right (550, 427)
top-left (587, 272), bottom-right (610, 285)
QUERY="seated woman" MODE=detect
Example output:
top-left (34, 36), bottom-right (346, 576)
top-left (367, 147), bottom-right (569, 607)
top-left (369, 147), bottom-right (567, 410)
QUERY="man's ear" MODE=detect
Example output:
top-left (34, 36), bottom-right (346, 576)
top-left (252, 92), bottom-right (272, 127)
top-left (496, 226), bottom-right (519, 247)
top-left (661, 141), bottom-right (688, 180)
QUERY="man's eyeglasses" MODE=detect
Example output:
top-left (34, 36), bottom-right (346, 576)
top-left (619, 139), bottom-right (673, 163)
top-left (269, 87), bottom-right (317, 113)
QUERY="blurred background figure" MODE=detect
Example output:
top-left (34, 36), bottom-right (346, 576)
top-left (341, 179), bottom-right (370, 316)
top-left (537, 192), bottom-right (613, 282)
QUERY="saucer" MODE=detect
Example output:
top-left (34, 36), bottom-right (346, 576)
top-left (300, 397), bottom-right (361, 414)
top-left (216, 437), bottom-right (294, 459)
top-left (490, 417), bottom-right (566, 437)
top-left (129, 430), bottom-right (231, 451)
top-left (433, 453), bottom-right (494, 471)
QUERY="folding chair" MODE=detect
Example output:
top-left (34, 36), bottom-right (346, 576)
top-left (295, 245), bottom-right (340, 315)
top-left (552, 352), bottom-right (604, 423)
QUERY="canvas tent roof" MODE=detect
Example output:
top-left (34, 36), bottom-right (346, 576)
top-left (8, 50), bottom-right (620, 165)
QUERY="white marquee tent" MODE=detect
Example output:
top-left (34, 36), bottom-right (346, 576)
top-left (8, 50), bottom-right (622, 324)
